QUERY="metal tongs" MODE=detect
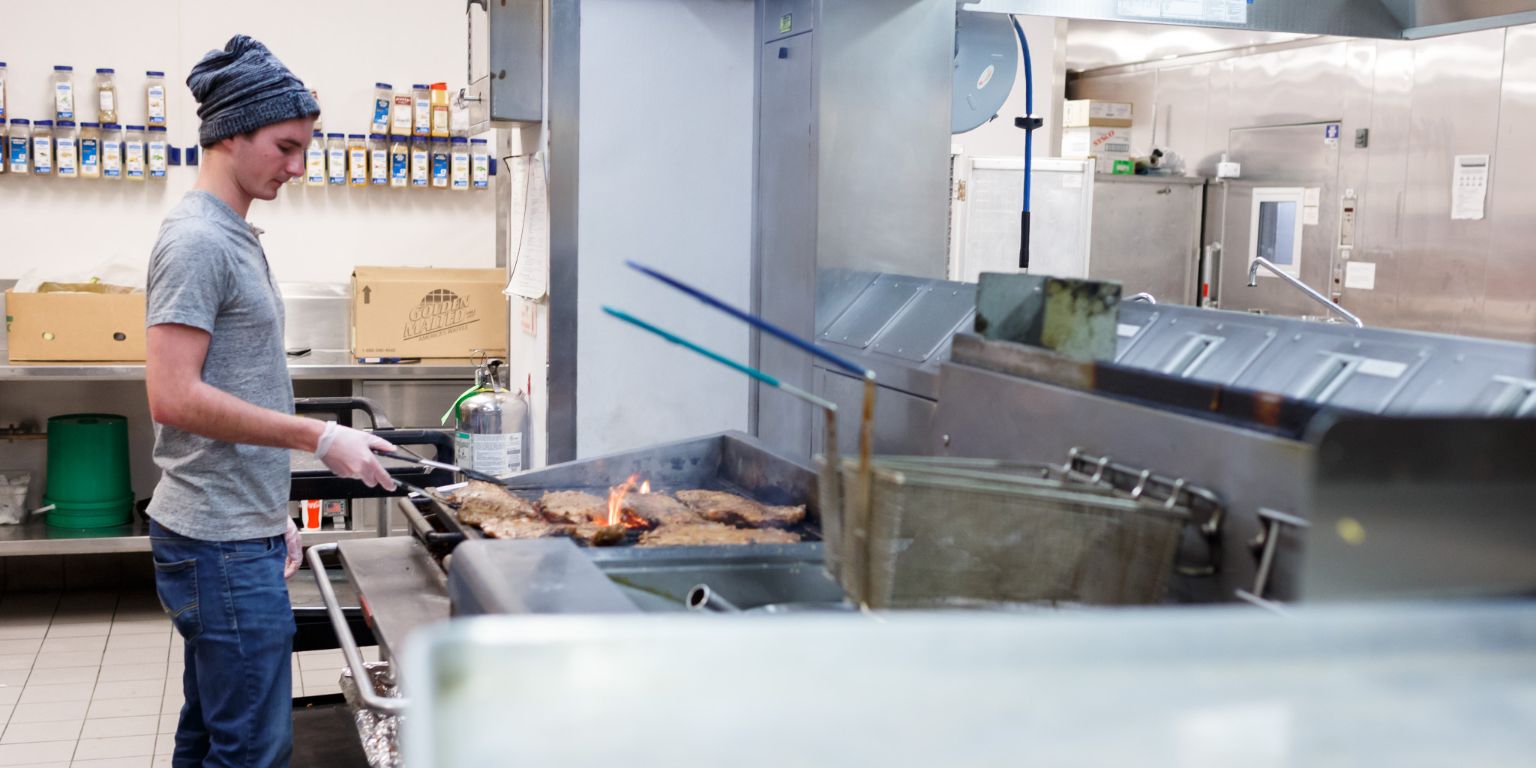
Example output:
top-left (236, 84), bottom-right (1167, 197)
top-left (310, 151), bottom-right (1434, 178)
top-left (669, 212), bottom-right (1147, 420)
top-left (372, 447), bottom-right (504, 488)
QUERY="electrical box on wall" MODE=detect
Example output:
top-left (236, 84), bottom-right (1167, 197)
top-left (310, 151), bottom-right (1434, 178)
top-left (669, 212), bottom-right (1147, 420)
top-left (467, 0), bottom-right (543, 130)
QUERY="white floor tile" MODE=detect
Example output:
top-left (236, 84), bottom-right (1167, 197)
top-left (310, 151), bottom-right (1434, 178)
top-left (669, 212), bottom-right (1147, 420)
top-left (42, 623), bottom-right (111, 640)
top-left (0, 670), bottom-right (29, 688)
top-left (0, 626), bottom-right (47, 641)
top-left (85, 698), bottom-right (159, 720)
top-left (296, 650), bottom-right (344, 671)
top-left (102, 636), bottom-right (167, 653)
top-left (0, 640), bottom-right (43, 656)
top-left (0, 656), bottom-right (34, 672)
top-left (39, 637), bottom-right (106, 655)
top-left (103, 623), bottom-right (167, 638)
top-left (73, 758), bottom-right (153, 768)
top-left (49, 612), bottom-right (115, 626)
top-left (34, 652), bottom-right (103, 670)
top-left (80, 715), bottom-right (158, 740)
top-left (94, 666), bottom-right (164, 685)
top-left (0, 705), bottom-right (13, 725)
top-left (0, 718), bottom-right (82, 745)
top-left (72, 734), bottom-right (156, 760)
top-left (156, 697), bottom-right (181, 716)
top-left (0, 738), bottom-right (76, 764)
top-left (19, 683), bottom-right (94, 705)
top-left (0, 688), bottom-right (20, 707)
top-left (151, 733), bottom-right (172, 756)
top-left (154, 715), bottom-right (175, 735)
top-left (151, 754), bottom-right (172, 768)
top-left (6, 700), bottom-right (88, 724)
top-left (24, 668), bottom-right (97, 687)
top-left (98, 649), bottom-right (164, 667)
top-left (303, 684), bottom-right (343, 697)
top-left (90, 681), bottom-right (160, 702)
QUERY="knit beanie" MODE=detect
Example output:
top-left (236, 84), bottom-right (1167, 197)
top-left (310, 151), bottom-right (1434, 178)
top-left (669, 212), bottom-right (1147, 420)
top-left (187, 35), bottom-right (320, 147)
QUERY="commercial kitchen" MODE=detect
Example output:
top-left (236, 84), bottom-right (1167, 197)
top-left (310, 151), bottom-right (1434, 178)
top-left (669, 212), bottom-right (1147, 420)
top-left (1, 1), bottom-right (1534, 766)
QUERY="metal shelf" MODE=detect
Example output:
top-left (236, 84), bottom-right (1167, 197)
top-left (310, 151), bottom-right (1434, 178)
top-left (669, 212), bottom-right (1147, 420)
top-left (0, 515), bottom-right (378, 556)
top-left (0, 350), bottom-right (475, 381)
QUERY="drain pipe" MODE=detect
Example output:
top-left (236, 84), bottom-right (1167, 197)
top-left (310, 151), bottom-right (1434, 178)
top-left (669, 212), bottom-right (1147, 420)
top-left (1011, 16), bottom-right (1040, 270)
top-left (686, 584), bottom-right (741, 613)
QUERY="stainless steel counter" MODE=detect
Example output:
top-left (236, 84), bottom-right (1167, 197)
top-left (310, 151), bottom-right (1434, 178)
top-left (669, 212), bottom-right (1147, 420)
top-left (0, 515), bottom-right (376, 556)
top-left (0, 351), bottom-right (475, 381)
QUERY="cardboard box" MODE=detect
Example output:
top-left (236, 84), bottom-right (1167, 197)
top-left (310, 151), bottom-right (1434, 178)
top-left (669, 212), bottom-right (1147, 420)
top-left (5, 290), bottom-right (147, 362)
top-left (1062, 99), bottom-right (1133, 128)
top-left (1062, 126), bottom-right (1133, 159)
top-left (350, 267), bottom-right (509, 360)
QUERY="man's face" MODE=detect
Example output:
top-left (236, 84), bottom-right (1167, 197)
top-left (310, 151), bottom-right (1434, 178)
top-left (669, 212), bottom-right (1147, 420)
top-left (224, 117), bottom-right (315, 200)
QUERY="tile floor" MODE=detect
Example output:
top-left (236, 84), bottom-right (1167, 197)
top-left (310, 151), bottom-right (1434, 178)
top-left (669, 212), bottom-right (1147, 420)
top-left (0, 591), bottom-right (377, 767)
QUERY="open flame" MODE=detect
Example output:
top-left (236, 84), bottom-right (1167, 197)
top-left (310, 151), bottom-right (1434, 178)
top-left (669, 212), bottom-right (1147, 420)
top-left (605, 474), bottom-right (651, 529)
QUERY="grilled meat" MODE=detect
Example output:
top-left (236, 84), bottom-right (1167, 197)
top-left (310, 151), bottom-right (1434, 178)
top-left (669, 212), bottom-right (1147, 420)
top-left (572, 522), bottom-right (628, 547)
top-left (538, 490), bottom-right (607, 525)
top-left (622, 493), bottom-right (701, 526)
top-left (674, 490), bottom-right (806, 529)
top-left (453, 481), bottom-right (540, 525)
top-left (480, 517), bottom-right (576, 540)
top-left (638, 522), bottom-right (801, 547)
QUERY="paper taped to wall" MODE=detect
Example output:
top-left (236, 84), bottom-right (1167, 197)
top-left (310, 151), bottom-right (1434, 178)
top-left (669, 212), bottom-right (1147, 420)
top-left (1451, 154), bottom-right (1489, 221)
top-left (505, 154), bottom-right (550, 300)
top-left (1345, 261), bottom-right (1376, 291)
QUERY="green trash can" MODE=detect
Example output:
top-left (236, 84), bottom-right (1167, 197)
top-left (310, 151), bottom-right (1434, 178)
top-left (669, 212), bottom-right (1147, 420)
top-left (43, 414), bottom-right (135, 529)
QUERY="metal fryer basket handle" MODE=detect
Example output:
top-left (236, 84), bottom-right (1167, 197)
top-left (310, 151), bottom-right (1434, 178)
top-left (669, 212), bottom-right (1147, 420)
top-left (306, 543), bottom-right (409, 715)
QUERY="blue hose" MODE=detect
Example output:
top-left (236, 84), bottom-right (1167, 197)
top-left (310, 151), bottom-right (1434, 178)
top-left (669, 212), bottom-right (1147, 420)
top-left (1010, 16), bottom-right (1035, 268)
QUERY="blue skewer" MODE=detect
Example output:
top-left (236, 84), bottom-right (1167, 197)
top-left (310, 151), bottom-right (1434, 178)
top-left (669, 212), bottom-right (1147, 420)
top-left (603, 306), bottom-right (836, 412)
top-left (624, 260), bottom-right (869, 378)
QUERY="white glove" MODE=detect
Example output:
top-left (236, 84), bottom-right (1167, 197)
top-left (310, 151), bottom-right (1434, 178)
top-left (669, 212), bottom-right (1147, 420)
top-left (284, 517), bottom-right (303, 579)
top-left (315, 421), bottom-right (398, 491)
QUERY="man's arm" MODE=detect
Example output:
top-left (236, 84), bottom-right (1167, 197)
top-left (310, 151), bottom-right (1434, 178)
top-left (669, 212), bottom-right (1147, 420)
top-left (146, 323), bottom-right (323, 450)
top-left (146, 323), bottom-right (397, 488)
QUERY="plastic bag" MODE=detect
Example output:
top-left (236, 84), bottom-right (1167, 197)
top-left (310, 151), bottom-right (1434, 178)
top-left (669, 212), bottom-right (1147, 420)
top-left (0, 471), bottom-right (32, 526)
top-left (14, 258), bottom-right (146, 294)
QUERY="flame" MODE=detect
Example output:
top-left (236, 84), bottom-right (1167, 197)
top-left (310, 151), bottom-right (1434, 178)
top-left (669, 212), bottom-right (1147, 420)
top-left (639, 480), bottom-right (651, 495)
top-left (607, 474), bottom-right (640, 527)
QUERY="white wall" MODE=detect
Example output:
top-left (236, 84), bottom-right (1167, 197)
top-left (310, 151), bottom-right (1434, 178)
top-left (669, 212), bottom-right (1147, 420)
top-left (576, 0), bottom-right (755, 457)
top-left (953, 15), bottom-right (1063, 158)
top-left (0, 0), bottom-right (495, 286)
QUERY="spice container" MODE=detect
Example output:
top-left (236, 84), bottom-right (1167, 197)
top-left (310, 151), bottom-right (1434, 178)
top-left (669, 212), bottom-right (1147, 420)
top-left (326, 132), bottom-right (346, 186)
top-left (429, 83), bottom-right (450, 138)
top-left (368, 133), bottom-right (388, 185)
top-left (0, 121), bottom-right (6, 173)
top-left (348, 133), bottom-right (368, 187)
top-left (305, 130), bottom-right (326, 186)
top-left (123, 125), bottom-right (146, 181)
top-left (389, 135), bottom-right (409, 188)
top-left (100, 123), bottom-right (122, 179)
top-left (309, 89), bottom-right (323, 134)
top-left (145, 71), bottom-right (167, 127)
top-left (95, 68), bottom-right (118, 124)
top-left (471, 138), bottom-right (490, 190)
top-left (430, 137), bottom-right (450, 189)
top-left (371, 82), bottom-right (392, 135)
top-left (6, 120), bottom-right (27, 175)
top-left (0, 62), bottom-right (8, 122)
top-left (391, 88), bottom-right (412, 136)
top-left (52, 66), bottom-right (75, 120)
top-left (450, 136), bottom-right (470, 191)
top-left (412, 84), bottom-right (430, 138)
top-left (79, 122), bottom-right (101, 178)
top-left (32, 120), bottom-right (53, 176)
top-left (55, 121), bottom-right (78, 178)
top-left (147, 126), bottom-right (168, 178)
top-left (410, 139), bottom-right (429, 187)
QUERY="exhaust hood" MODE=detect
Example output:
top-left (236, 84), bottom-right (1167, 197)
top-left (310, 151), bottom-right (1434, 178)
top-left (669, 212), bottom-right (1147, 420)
top-left (961, 0), bottom-right (1536, 40)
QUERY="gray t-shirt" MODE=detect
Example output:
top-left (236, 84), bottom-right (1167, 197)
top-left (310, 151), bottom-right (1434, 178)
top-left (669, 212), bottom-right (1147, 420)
top-left (145, 190), bottom-right (293, 541)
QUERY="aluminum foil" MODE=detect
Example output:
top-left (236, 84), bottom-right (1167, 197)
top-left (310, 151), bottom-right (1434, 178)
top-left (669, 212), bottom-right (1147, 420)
top-left (339, 661), bottom-right (402, 768)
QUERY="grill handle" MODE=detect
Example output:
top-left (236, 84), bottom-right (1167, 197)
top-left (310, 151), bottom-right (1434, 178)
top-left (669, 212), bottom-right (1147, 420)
top-left (307, 543), bottom-right (409, 715)
top-left (294, 397), bottom-right (395, 430)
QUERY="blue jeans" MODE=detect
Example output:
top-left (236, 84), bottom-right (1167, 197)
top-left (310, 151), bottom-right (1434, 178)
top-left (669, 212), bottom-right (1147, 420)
top-left (150, 519), bottom-right (295, 768)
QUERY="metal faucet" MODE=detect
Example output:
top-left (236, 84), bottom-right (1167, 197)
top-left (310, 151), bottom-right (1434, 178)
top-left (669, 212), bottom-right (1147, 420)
top-left (1247, 257), bottom-right (1363, 328)
top-left (1127, 292), bottom-right (1157, 304)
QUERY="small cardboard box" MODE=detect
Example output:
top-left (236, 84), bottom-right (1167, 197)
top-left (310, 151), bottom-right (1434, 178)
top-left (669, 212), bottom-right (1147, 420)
top-left (1062, 99), bottom-right (1133, 128)
top-left (5, 290), bottom-right (147, 362)
top-left (1062, 126), bottom-right (1133, 159)
top-left (350, 267), bottom-right (509, 360)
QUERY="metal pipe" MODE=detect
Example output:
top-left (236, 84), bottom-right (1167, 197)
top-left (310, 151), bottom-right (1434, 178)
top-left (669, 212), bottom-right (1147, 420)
top-left (1247, 257), bottom-right (1364, 327)
top-left (306, 543), bottom-right (409, 714)
top-left (686, 584), bottom-right (741, 613)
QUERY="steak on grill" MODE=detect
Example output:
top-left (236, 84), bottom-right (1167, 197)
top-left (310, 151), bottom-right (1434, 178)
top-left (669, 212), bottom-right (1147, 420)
top-left (539, 490), bottom-right (607, 525)
top-left (638, 522), bottom-right (801, 547)
top-left (453, 481), bottom-right (540, 525)
top-left (674, 490), bottom-right (806, 529)
top-left (480, 517), bottom-right (576, 540)
top-left (622, 493), bottom-right (702, 526)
